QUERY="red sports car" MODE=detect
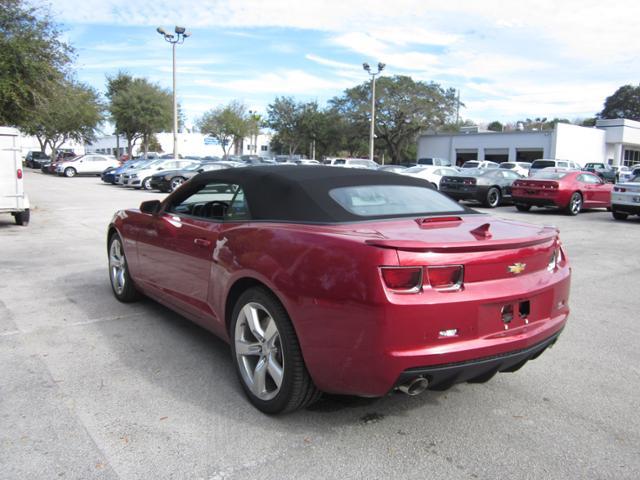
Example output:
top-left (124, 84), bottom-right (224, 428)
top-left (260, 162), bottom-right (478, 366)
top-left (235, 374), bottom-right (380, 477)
top-left (107, 166), bottom-right (571, 414)
top-left (511, 169), bottom-right (612, 215)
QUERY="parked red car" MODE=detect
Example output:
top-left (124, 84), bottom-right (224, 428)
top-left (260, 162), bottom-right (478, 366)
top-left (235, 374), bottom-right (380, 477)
top-left (512, 169), bottom-right (612, 215)
top-left (107, 166), bottom-right (571, 414)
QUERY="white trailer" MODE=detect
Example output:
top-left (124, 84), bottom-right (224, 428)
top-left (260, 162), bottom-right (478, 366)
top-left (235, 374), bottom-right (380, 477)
top-left (0, 127), bottom-right (30, 225)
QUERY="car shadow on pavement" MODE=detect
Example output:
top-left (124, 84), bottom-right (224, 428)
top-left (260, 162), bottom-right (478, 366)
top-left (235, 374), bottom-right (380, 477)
top-left (62, 268), bottom-right (475, 431)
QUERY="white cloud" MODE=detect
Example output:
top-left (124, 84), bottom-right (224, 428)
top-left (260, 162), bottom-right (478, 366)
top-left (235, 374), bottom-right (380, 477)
top-left (194, 70), bottom-right (353, 94)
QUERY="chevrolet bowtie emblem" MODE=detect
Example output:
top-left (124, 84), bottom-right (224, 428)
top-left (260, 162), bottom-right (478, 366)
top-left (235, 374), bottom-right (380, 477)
top-left (508, 263), bottom-right (526, 274)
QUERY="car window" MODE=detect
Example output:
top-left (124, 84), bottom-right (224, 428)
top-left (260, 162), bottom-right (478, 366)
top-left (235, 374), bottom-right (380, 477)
top-left (557, 161), bottom-right (568, 168)
top-left (329, 185), bottom-right (464, 217)
top-left (578, 174), bottom-right (599, 184)
top-left (531, 160), bottom-right (555, 169)
top-left (334, 159), bottom-right (346, 165)
top-left (167, 183), bottom-right (246, 221)
top-left (225, 188), bottom-right (250, 221)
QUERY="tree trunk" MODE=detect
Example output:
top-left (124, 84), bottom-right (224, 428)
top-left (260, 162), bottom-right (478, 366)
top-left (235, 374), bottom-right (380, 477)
top-left (143, 133), bottom-right (149, 157)
top-left (36, 135), bottom-right (47, 154)
top-left (127, 135), bottom-right (133, 158)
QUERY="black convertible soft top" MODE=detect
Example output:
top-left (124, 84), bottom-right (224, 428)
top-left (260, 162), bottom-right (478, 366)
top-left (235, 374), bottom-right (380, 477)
top-left (184, 165), bottom-right (469, 223)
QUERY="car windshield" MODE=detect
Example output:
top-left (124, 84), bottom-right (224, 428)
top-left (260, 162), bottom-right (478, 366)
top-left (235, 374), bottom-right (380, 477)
top-left (329, 185), bottom-right (465, 217)
top-left (500, 163), bottom-right (515, 169)
top-left (404, 166), bottom-right (428, 173)
top-left (531, 160), bottom-right (556, 169)
top-left (532, 171), bottom-right (568, 180)
top-left (461, 161), bottom-right (479, 168)
top-left (418, 158), bottom-right (434, 165)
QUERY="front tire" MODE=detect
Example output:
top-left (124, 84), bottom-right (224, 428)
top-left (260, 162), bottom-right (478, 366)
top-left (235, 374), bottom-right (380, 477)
top-left (230, 287), bottom-right (320, 414)
top-left (142, 177), bottom-right (152, 190)
top-left (108, 234), bottom-right (141, 302)
top-left (566, 192), bottom-right (582, 216)
top-left (612, 211), bottom-right (628, 220)
top-left (483, 187), bottom-right (501, 208)
top-left (169, 176), bottom-right (185, 192)
top-left (14, 209), bottom-right (30, 226)
top-left (64, 167), bottom-right (76, 178)
top-left (515, 204), bottom-right (531, 212)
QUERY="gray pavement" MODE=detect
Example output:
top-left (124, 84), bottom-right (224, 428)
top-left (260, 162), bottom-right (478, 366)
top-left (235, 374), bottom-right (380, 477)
top-left (1, 170), bottom-right (639, 480)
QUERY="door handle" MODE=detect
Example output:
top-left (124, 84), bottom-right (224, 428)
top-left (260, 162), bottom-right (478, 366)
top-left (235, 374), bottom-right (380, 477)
top-left (194, 238), bottom-right (211, 247)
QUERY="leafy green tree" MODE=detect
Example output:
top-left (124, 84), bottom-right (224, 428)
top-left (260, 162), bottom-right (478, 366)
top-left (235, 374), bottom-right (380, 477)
top-left (23, 80), bottom-right (103, 159)
top-left (198, 101), bottom-right (251, 158)
top-left (107, 73), bottom-right (172, 157)
top-left (0, 0), bottom-right (73, 127)
top-left (599, 85), bottom-right (640, 121)
top-left (266, 97), bottom-right (307, 155)
top-left (487, 121), bottom-right (504, 132)
top-left (330, 76), bottom-right (458, 163)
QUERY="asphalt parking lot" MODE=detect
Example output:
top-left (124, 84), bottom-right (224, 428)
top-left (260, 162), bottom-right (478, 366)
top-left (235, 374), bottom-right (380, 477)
top-left (1, 171), bottom-right (639, 480)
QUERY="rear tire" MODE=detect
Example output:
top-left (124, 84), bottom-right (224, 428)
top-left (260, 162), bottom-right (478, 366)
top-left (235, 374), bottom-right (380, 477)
top-left (565, 192), bottom-right (582, 216)
top-left (484, 187), bottom-right (501, 208)
top-left (612, 211), bottom-right (628, 220)
top-left (230, 287), bottom-right (320, 414)
top-left (14, 209), bottom-right (30, 226)
top-left (142, 177), bottom-right (152, 190)
top-left (515, 204), bottom-right (531, 212)
top-left (108, 233), bottom-right (141, 302)
top-left (169, 176), bottom-right (186, 192)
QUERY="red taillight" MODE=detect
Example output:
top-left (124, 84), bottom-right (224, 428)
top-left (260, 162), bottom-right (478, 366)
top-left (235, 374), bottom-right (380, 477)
top-left (463, 179), bottom-right (476, 185)
top-left (427, 265), bottom-right (464, 291)
top-left (381, 267), bottom-right (423, 292)
top-left (17, 169), bottom-right (23, 179)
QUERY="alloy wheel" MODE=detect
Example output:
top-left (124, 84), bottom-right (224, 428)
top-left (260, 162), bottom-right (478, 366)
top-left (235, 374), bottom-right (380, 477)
top-left (170, 177), bottom-right (184, 192)
top-left (234, 302), bottom-right (284, 401)
top-left (569, 193), bottom-right (582, 215)
top-left (109, 237), bottom-right (126, 295)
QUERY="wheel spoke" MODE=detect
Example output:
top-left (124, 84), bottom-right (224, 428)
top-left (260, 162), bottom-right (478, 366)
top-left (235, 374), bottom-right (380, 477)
top-left (263, 317), bottom-right (278, 344)
top-left (252, 357), bottom-right (268, 395)
top-left (267, 356), bottom-right (283, 388)
top-left (235, 339), bottom-right (261, 356)
top-left (243, 305), bottom-right (264, 341)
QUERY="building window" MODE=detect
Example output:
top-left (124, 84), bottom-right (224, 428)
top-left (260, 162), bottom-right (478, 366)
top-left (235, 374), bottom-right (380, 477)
top-left (261, 145), bottom-right (268, 151)
top-left (624, 149), bottom-right (640, 167)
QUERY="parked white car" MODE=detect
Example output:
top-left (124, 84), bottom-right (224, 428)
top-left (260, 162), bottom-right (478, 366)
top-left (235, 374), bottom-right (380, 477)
top-left (56, 154), bottom-right (120, 177)
top-left (401, 165), bottom-right (460, 190)
top-left (499, 161), bottom-right (531, 177)
top-left (123, 159), bottom-right (199, 189)
top-left (611, 175), bottom-right (640, 220)
top-left (529, 159), bottom-right (581, 177)
top-left (617, 165), bottom-right (640, 183)
top-left (461, 160), bottom-right (499, 169)
top-left (416, 157), bottom-right (452, 167)
top-left (325, 158), bottom-right (379, 169)
top-left (0, 127), bottom-right (30, 225)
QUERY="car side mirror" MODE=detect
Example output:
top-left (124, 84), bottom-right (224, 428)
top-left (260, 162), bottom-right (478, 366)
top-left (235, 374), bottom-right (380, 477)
top-left (140, 200), bottom-right (161, 215)
top-left (157, 167), bottom-right (163, 170)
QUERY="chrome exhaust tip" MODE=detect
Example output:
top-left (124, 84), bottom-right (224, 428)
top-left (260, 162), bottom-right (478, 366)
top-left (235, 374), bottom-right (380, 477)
top-left (397, 376), bottom-right (429, 396)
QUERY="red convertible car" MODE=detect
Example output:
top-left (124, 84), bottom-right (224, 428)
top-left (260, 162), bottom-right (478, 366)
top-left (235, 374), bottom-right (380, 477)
top-left (511, 169), bottom-right (612, 215)
top-left (107, 166), bottom-right (571, 414)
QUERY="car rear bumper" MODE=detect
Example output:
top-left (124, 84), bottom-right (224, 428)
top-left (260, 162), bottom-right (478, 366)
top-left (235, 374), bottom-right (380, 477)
top-left (612, 203), bottom-right (640, 215)
top-left (441, 187), bottom-right (485, 202)
top-left (512, 195), bottom-right (561, 208)
top-left (394, 329), bottom-right (562, 391)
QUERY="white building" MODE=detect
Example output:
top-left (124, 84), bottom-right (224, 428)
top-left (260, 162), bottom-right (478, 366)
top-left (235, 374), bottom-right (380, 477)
top-left (417, 119), bottom-right (640, 167)
top-left (17, 134), bottom-right (85, 159)
top-left (85, 132), bottom-right (273, 158)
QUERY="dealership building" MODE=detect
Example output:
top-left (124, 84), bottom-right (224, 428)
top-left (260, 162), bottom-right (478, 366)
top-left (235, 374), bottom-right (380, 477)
top-left (417, 118), bottom-right (640, 167)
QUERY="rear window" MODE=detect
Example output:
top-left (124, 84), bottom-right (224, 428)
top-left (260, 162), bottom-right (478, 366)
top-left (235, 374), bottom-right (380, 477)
top-left (500, 163), bottom-right (515, 169)
top-left (532, 171), bottom-right (568, 180)
top-left (329, 185), bottom-right (464, 217)
top-left (417, 158), bottom-right (434, 165)
top-left (531, 160), bottom-right (555, 169)
top-left (462, 161), bottom-right (479, 168)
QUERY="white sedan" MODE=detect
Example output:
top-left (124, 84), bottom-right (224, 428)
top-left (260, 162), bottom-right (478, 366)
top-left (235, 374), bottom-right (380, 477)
top-left (400, 166), bottom-right (460, 189)
top-left (611, 175), bottom-right (640, 220)
top-left (56, 154), bottom-right (120, 177)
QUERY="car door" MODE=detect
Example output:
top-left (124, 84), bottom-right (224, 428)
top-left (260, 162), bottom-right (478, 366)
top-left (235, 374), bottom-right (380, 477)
top-left (136, 180), bottom-right (242, 323)
top-left (589, 174), bottom-right (612, 205)
top-left (576, 173), bottom-right (603, 206)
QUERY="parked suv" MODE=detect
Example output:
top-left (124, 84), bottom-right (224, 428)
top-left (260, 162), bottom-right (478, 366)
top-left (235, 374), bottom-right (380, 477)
top-left (499, 161), bottom-right (531, 176)
top-left (56, 154), bottom-right (120, 177)
top-left (583, 162), bottom-right (616, 183)
top-left (529, 159), bottom-right (580, 177)
top-left (25, 151), bottom-right (50, 169)
top-left (417, 157), bottom-right (452, 167)
top-left (461, 160), bottom-right (499, 169)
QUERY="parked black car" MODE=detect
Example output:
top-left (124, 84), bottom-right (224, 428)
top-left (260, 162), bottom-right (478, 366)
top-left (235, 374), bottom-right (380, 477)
top-left (25, 151), bottom-right (50, 169)
top-left (149, 161), bottom-right (242, 192)
top-left (440, 168), bottom-right (523, 207)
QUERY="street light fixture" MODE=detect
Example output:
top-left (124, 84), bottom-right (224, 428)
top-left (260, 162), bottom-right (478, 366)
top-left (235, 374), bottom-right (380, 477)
top-left (363, 61), bottom-right (385, 163)
top-left (157, 25), bottom-right (191, 159)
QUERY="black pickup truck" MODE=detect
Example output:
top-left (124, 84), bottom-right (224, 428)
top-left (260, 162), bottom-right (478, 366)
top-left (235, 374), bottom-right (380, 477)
top-left (583, 163), bottom-right (617, 183)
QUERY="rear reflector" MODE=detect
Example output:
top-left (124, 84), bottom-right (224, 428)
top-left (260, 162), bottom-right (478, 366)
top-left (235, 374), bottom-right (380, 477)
top-left (381, 267), bottom-right (423, 293)
top-left (17, 169), bottom-right (23, 179)
top-left (427, 265), bottom-right (464, 291)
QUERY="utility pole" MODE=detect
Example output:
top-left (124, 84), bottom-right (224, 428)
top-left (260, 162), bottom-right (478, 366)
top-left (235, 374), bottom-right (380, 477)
top-left (363, 62), bottom-right (385, 163)
top-left (157, 26), bottom-right (191, 159)
top-left (455, 89), bottom-right (461, 125)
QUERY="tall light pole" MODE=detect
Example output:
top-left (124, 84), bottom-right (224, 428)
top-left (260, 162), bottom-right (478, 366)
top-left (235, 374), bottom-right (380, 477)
top-left (157, 26), bottom-right (190, 159)
top-left (363, 62), bottom-right (385, 163)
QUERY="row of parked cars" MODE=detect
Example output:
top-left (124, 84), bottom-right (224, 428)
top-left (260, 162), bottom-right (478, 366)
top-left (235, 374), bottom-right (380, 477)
top-left (397, 161), bottom-right (640, 220)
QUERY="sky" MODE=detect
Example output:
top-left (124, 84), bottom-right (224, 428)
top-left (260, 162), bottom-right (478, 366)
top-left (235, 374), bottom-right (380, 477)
top-left (49, 0), bottom-right (640, 128)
